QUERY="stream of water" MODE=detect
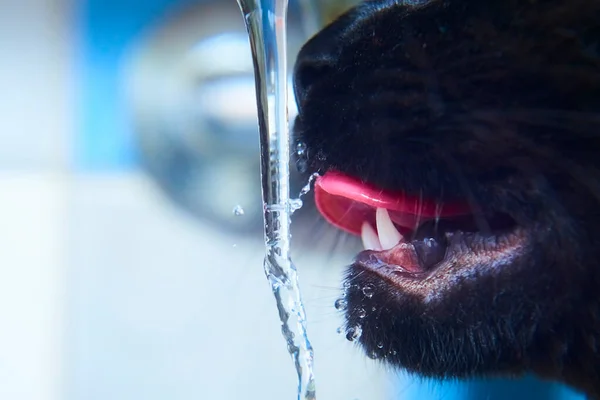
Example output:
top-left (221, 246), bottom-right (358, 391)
top-left (235, 1), bottom-right (316, 399)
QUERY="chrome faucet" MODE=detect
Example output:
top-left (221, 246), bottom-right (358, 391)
top-left (125, 0), bottom-right (361, 236)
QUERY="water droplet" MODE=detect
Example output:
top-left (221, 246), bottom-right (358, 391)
top-left (345, 329), bottom-right (355, 342)
top-left (377, 342), bottom-right (384, 349)
top-left (390, 350), bottom-right (398, 356)
top-left (345, 325), bottom-right (362, 342)
top-left (289, 198), bottom-right (303, 212)
top-left (334, 298), bottom-right (347, 310)
top-left (296, 141), bottom-right (307, 156)
top-left (232, 205), bottom-right (245, 216)
top-left (362, 284), bottom-right (375, 298)
top-left (298, 172), bottom-right (320, 197)
top-left (299, 184), bottom-right (310, 196)
top-left (336, 326), bottom-right (343, 335)
top-left (371, 306), bottom-right (376, 312)
top-left (343, 281), bottom-right (351, 290)
top-left (357, 308), bottom-right (367, 319)
top-left (367, 350), bottom-right (379, 359)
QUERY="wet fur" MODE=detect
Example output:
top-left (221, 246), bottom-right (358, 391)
top-left (292, 0), bottom-right (600, 397)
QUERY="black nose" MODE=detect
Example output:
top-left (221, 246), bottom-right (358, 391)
top-left (293, 26), bottom-right (343, 109)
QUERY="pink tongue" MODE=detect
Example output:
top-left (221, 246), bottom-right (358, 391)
top-left (314, 171), bottom-right (472, 236)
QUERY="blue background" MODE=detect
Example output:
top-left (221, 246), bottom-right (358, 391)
top-left (76, 0), bottom-right (193, 171)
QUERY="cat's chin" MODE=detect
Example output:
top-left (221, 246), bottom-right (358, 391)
top-left (338, 236), bottom-right (538, 379)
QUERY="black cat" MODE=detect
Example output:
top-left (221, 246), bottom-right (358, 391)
top-left (292, 0), bottom-right (600, 398)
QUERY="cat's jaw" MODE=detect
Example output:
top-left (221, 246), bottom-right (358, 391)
top-left (341, 264), bottom-right (600, 398)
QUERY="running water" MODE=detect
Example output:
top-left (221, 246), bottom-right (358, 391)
top-left (235, 1), bottom-right (316, 399)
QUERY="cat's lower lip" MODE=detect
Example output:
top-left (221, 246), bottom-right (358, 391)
top-left (355, 247), bottom-right (428, 278)
top-left (354, 230), bottom-right (459, 280)
top-left (354, 227), bottom-right (528, 288)
top-left (358, 207), bottom-right (449, 272)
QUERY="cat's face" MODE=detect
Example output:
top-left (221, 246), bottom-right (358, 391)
top-left (293, 0), bottom-right (600, 396)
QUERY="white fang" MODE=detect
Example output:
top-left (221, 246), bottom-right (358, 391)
top-left (361, 221), bottom-right (382, 251)
top-left (376, 207), bottom-right (403, 250)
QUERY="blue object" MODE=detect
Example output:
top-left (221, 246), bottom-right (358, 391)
top-left (392, 374), bottom-right (587, 400)
top-left (75, 0), bottom-right (195, 171)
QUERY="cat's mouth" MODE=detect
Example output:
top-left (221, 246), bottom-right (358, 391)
top-left (315, 171), bottom-right (526, 284)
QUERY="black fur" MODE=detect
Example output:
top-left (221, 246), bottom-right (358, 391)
top-left (292, 0), bottom-right (600, 397)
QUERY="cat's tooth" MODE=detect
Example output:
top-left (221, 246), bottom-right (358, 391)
top-left (376, 207), bottom-right (403, 250)
top-left (361, 221), bottom-right (382, 251)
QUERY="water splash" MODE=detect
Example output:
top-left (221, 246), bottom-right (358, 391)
top-left (299, 172), bottom-right (320, 197)
top-left (345, 325), bottom-right (363, 342)
top-left (291, 172), bottom-right (320, 214)
top-left (236, 1), bottom-right (316, 399)
top-left (362, 285), bottom-right (375, 298)
top-left (334, 298), bottom-right (347, 310)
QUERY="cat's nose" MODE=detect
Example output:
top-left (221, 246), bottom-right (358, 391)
top-left (293, 29), bottom-right (341, 109)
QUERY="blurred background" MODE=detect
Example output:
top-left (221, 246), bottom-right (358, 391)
top-left (0, 0), bottom-right (589, 399)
